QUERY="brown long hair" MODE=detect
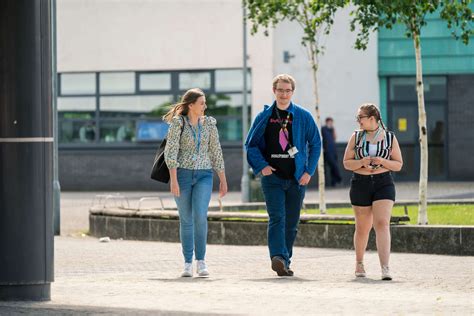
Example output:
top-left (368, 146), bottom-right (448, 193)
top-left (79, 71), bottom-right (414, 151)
top-left (359, 103), bottom-right (387, 130)
top-left (162, 88), bottom-right (205, 123)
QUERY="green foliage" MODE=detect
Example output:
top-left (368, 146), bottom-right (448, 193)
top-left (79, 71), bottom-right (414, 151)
top-left (245, 0), bottom-right (348, 53)
top-left (350, 0), bottom-right (473, 50)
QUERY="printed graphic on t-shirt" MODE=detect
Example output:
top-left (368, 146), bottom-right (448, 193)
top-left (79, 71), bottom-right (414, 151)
top-left (264, 107), bottom-right (296, 179)
top-left (269, 117), bottom-right (293, 154)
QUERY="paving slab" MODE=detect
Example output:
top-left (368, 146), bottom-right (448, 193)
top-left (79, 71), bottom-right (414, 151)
top-left (1, 236), bottom-right (472, 315)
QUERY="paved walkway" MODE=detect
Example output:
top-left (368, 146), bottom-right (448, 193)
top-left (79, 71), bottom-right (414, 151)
top-left (1, 236), bottom-right (473, 315)
top-left (1, 182), bottom-right (473, 314)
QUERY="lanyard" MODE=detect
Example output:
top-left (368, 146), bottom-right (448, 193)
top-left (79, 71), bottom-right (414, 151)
top-left (275, 108), bottom-right (292, 146)
top-left (186, 117), bottom-right (201, 161)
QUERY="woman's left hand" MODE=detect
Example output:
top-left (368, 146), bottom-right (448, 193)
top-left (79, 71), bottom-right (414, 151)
top-left (219, 181), bottom-right (228, 198)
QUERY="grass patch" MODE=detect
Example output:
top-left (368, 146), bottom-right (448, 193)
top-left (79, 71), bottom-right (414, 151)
top-left (237, 204), bottom-right (474, 225)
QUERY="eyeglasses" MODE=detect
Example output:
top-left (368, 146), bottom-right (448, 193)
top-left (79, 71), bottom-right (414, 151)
top-left (275, 89), bottom-right (293, 95)
top-left (356, 115), bottom-right (370, 122)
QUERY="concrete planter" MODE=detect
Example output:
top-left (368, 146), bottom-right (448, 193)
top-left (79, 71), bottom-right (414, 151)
top-left (89, 214), bottom-right (473, 256)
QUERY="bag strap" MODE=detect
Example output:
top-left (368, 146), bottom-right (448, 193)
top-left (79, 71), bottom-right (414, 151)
top-left (179, 115), bottom-right (185, 136)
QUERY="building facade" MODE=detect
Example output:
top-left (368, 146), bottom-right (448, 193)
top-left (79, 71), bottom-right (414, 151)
top-left (56, 0), bottom-right (473, 191)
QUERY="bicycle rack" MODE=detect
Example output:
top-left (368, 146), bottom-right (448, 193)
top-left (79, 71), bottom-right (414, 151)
top-left (92, 193), bottom-right (130, 209)
top-left (137, 196), bottom-right (165, 211)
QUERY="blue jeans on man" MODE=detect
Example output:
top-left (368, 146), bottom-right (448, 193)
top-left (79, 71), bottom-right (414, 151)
top-left (261, 173), bottom-right (306, 268)
top-left (174, 168), bottom-right (213, 263)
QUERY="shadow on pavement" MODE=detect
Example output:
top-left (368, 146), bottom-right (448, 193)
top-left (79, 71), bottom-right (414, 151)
top-left (148, 277), bottom-right (221, 283)
top-left (349, 278), bottom-right (404, 284)
top-left (0, 303), bottom-right (225, 315)
top-left (245, 277), bottom-right (318, 283)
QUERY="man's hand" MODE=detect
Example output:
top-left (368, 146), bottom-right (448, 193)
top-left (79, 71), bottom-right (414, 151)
top-left (261, 166), bottom-right (276, 176)
top-left (299, 172), bottom-right (311, 186)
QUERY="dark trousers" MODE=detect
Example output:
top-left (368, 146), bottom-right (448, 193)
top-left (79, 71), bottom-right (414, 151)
top-left (260, 173), bottom-right (306, 268)
top-left (324, 153), bottom-right (342, 186)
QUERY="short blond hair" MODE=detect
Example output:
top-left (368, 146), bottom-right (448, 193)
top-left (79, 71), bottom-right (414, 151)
top-left (272, 74), bottom-right (296, 91)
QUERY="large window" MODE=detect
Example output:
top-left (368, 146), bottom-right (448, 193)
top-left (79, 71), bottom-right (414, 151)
top-left (58, 69), bottom-right (251, 145)
top-left (387, 76), bottom-right (447, 179)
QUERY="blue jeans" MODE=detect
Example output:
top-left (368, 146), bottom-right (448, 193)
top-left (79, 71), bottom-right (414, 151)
top-left (174, 168), bottom-right (213, 263)
top-left (260, 173), bottom-right (306, 268)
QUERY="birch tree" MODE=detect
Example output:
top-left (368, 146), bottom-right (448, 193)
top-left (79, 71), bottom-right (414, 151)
top-left (245, 0), bottom-right (347, 213)
top-left (350, 0), bottom-right (473, 224)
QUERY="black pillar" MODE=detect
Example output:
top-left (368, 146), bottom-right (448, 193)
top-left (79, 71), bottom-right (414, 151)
top-left (0, 0), bottom-right (54, 301)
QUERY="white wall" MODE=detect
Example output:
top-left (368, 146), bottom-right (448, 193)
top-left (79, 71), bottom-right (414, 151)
top-left (57, 0), bottom-right (271, 72)
top-left (272, 7), bottom-right (379, 141)
top-left (57, 0), bottom-right (274, 123)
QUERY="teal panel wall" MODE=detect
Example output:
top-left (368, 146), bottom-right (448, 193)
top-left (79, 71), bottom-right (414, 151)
top-left (379, 77), bottom-right (387, 124)
top-left (378, 6), bottom-right (474, 76)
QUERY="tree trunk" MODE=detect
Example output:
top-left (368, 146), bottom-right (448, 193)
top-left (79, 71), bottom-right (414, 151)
top-left (414, 34), bottom-right (429, 225)
top-left (308, 45), bottom-right (326, 214)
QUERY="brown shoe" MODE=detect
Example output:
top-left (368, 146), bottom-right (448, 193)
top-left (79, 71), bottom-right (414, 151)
top-left (271, 256), bottom-right (290, 276)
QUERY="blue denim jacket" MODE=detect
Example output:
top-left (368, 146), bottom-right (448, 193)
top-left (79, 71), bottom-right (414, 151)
top-left (245, 101), bottom-right (321, 181)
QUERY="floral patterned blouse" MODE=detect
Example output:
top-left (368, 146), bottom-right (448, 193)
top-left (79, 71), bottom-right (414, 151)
top-left (164, 115), bottom-right (225, 172)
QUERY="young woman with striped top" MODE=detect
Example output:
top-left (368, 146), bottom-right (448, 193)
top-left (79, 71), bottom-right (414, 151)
top-left (343, 103), bottom-right (403, 280)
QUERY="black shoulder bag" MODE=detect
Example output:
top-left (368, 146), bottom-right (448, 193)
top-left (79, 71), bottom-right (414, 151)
top-left (150, 116), bottom-right (184, 183)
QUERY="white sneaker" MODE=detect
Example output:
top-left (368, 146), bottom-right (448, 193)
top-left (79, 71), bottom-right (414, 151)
top-left (355, 262), bottom-right (366, 278)
top-left (196, 260), bottom-right (209, 277)
top-left (381, 265), bottom-right (392, 281)
top-left (181, 262), bottom-right (193, 277)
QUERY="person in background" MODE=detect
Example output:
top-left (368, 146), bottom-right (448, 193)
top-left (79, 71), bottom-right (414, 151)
top-left (321, 117), bottom-right (342, 187)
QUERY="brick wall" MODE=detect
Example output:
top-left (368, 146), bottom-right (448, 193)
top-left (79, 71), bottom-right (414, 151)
top-left (448, 75), bottom-right (474, 180)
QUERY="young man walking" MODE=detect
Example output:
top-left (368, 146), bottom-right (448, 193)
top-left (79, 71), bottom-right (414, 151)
top-left (245, 74), bottom-right (321, 276)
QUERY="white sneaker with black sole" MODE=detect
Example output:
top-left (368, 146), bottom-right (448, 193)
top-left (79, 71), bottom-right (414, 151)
top-left (381, 265), bottom-right (392, 281)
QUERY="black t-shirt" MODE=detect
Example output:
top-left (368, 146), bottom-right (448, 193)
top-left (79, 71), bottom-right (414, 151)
top-left (264, 107), bottom-right (296, 179)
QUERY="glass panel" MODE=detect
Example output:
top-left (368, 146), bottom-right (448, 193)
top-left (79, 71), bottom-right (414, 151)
top-left (99, 95), bottom-right (173, 117)
top-left (139, 73), bottom-right (171, 91)
top-left (214, 117), bottom-right (242, 141)
top-left (179, 72), bottom-right (211, 90)
top-left (215, 69), bottom-right (251, 92)
top-left (99, 119), bottom-right (136, 143)
top-left (60, 73), bottom-right (96, 95)
top-left (424, 77), bottom-right (447, 101)
top-left (429, 145), bottom-right (444, 178)
top-left (58, 97), bottom-right (96, 119)
top-left (390, 104), bottom-right (417, 143)
top-left (389, 77), bottom-right (416, 101)
top-left (100, 72), bottom-right (135, 94)
top-left (389, 76), bottom-right (447, 102)
top-left (59, 120), bottom-right (96, 143)
top-left (426, 105), bottom-right (445, 145)
top-left (395, 145), bottom-right (417, 179)
top-left (206, 93), bottom-right (251, 116)
top-left (136, 120), bottom-right (169, 142)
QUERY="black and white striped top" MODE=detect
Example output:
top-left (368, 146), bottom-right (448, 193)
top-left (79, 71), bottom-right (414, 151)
top-left (354, 130), bottom-right (394, 160)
